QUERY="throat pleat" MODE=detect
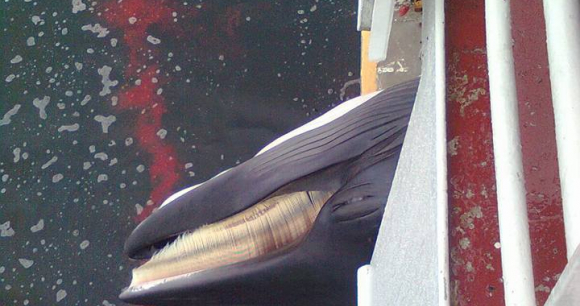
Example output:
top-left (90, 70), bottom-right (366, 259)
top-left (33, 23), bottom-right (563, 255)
top-left (130, 190), bottom-right (334, 286)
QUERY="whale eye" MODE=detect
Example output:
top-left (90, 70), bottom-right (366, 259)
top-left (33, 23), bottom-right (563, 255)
top-left (129, 190), bottom-right (334, 287)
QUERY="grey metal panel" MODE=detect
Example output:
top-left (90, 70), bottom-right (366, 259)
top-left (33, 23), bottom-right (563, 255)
top-left (368, 0), bottom-right (442, 304)
top-left (357, 0), bottom-right (376, 31)
top-left (368, 0), bottom-right (395, 62)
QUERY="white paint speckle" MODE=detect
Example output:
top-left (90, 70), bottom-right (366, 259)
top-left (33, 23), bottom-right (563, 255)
top-left (147, 35), bottom-right (161, 45)
top-left (83, 162), bottom-right (92, 170)
top-left (18, 258), bottom-right (34, 269)
top-left (56, 289), bottom-right (67, 302)
top-left (80, 94), bottom-right (91, 106)
top-left (94, 152), bottom-right (108, 161)
top-left (33, 96), bottom-right (50, 119)
top-left (97, 66), bottom-right (118, 96)
top-left (41, 156), bottom-right (58, 169)
top-left (157, 129), bottom-right (167, 139)
top-left (0, 221), bottom-right (15, 237)
top-left (30, 219), bottom-right (44, 233)
top-left (135, 204), bottom-right (143, 215)
top-left (58, 124), bottom-right (80, 132)
top-left (0, 104), bottom-right (21, 126)
top-left (97, 174), bottom-right (108, 182)
top-left (81, 23), bottom-right (110, 38)
top-left (52, 174), bottom-right (64, 183)
top-left (31, 16), bottom-right (44, 25)
top-left (136, 165), bottom-right (145, 173)
top-left (13, 148), bottom-right (21, 163)
top-left (94, 115), bottom-right (116, 133)
top-left (72, 0), bottom-right (86, 13)
top-left (80, 240), bottom-right (90, 249)
top-left (26, 37), bottom-right (36, 46)
top-left (128, 17), bottom-right (137, 24)
top-left (10, 55), bottom-right (23, 64)
top-left (5, 74), bottom-right (16, 83)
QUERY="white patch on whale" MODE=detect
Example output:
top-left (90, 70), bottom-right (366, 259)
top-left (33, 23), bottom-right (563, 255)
top-left (256, 91), bottom-right (380, 155)
top-left (158, 91), bottom-right (381, 210)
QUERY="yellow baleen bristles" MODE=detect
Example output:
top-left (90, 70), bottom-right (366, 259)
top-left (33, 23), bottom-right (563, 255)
top-left (130, 191), bottom-right (333, 286)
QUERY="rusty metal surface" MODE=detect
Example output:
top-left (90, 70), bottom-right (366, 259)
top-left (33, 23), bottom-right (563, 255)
top-left (445, 1), bottom-right (505, 305)
top-left (510, 1), bottom-right (567, 303)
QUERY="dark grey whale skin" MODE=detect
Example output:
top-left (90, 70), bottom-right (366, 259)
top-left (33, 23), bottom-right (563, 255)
top-left (120, 78), bottom-right (420, 305)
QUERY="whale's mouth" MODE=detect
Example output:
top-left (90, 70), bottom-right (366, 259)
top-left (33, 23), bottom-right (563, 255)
top-left (128, 190), bottom-right (334, 287)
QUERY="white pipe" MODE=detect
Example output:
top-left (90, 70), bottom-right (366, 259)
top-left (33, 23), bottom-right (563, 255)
top-left (357, 265), bottom-right (373, 306)
top-left (484, 1), bottom-right (537, 305)
top-left (434, 0), bottom-right (450, 304)
top-left (543, 0), bottom-right (580, 259)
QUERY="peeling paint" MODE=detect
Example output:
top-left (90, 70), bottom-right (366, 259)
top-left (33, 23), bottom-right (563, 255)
top-left (448, 136), bottom-right (460, 156)
top-left (459, 206), bottom-right (483, 230)
top-left (459, 237), bottom-right (471, 249)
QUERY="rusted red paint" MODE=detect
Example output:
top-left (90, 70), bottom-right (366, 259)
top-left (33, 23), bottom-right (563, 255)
top-left (445, 1), bottom-right (505, 305)
top-left (510, 1), bottom-right (567, 303)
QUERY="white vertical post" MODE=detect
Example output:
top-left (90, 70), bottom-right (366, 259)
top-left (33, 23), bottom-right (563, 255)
top-left (434, 0), bottom-right (450, 305)
top-left (543, 0), bottom-right (580, 259)
top-left (357, 265), bottom-right (373, 306)
top-left (362, 1), bottom-right (447, 304)
top-left (484, 1), bottom-right (536, 305)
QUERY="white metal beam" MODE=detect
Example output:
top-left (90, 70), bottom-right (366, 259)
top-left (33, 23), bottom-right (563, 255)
top-left (484, 0), bottom-right (536, 305)
top-left (434, 0), bottom-right (449, 304)
top-left (543, 0), bottom-right (580, 260)
top-left (361, 0), bottom-right (449, 304)
top-left (368, 0), bottom-right (394, 62)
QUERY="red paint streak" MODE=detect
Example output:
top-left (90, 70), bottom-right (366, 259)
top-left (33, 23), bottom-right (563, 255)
top-left (101, 1), bottom-right (182, 221)
top-left (446, 1), bottom-right (504, 305)
top-left (510, 1), bottom-right (567, 303)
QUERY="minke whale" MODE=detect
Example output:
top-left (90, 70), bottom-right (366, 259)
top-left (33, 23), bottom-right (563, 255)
top-left (120, 78), bottom-right (420, 305)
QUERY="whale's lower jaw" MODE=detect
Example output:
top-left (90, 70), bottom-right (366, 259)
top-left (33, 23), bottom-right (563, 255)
top-left (127, 190), bottom-right (335, 288)
top-left (120, 219), bottom-right (368, 306)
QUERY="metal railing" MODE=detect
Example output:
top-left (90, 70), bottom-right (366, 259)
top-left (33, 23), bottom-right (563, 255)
top-left (358, 0), bottom-right (580, 304)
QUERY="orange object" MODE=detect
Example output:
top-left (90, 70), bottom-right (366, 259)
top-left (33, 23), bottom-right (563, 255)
top-left (360, 31), bottom-right (378, 94)
top-left (414, 0), bottom-right (423, 12)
